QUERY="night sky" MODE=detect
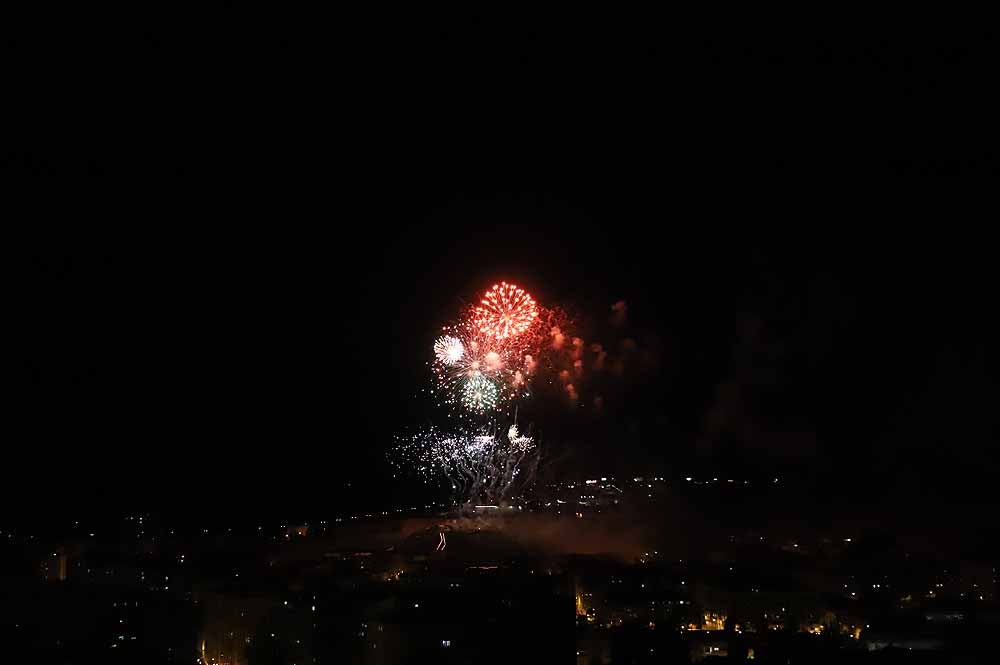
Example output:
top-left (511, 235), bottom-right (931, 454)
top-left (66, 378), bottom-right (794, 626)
top-left (12, 21), bottom-right (997, 526)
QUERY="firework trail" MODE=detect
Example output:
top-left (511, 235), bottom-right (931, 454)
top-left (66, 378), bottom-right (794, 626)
top-left (392, 422), bottom-right (539, 505)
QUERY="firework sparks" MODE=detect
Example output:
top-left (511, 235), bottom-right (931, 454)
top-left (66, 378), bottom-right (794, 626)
top-left (473, 282), bottom-right (538, 340)
top-left (507, 424), bottom-right (534, 453)
top-left (392, 423), bottom-right (537, 504)
top-left (434, 335), bottom-right (465, 365)
top-left (398, 282), bottom-right (635, 507)
top-left (431, 320), bottom-right (529, 411)
top-left (461, 373), bottom-right (499, 411)
top-left (428, 282), bottom-right (587, 415)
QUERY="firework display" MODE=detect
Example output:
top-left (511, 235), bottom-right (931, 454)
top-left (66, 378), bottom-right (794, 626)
top-left (433, 335), bottom-right (464, 365)
top-left (431, 323), bottom-right (522, 414)
top-left (430, 283), bottom-right (542, 415)
top-left (394, 280), bottom-right (641, 506)
top-left (426, 280), bottom-right (636, 418)
top-left (473, 281), bottom-right (538, 340)
top-left (393, 423), bottom-right (538, 505)
top-left (461, 373), bottom-right (499, 411)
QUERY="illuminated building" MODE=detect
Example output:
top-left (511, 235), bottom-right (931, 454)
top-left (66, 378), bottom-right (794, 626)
top-left (685, 611), bottom-right (726, 631)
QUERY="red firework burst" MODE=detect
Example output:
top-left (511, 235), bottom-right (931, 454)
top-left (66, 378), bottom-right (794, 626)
top-left (473, 282), bottom-right (538, 340)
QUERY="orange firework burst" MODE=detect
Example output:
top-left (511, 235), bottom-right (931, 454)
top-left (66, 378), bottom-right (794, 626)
top-left (473, 282), bottom-right (538, 340)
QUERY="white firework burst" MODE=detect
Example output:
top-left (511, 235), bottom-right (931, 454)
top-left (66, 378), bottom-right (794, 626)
top-left (433, 335), bottom-right (465, 365)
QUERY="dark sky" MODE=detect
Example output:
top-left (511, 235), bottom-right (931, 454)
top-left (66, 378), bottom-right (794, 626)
top-left (11, 20), bottom-right (997, 522)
